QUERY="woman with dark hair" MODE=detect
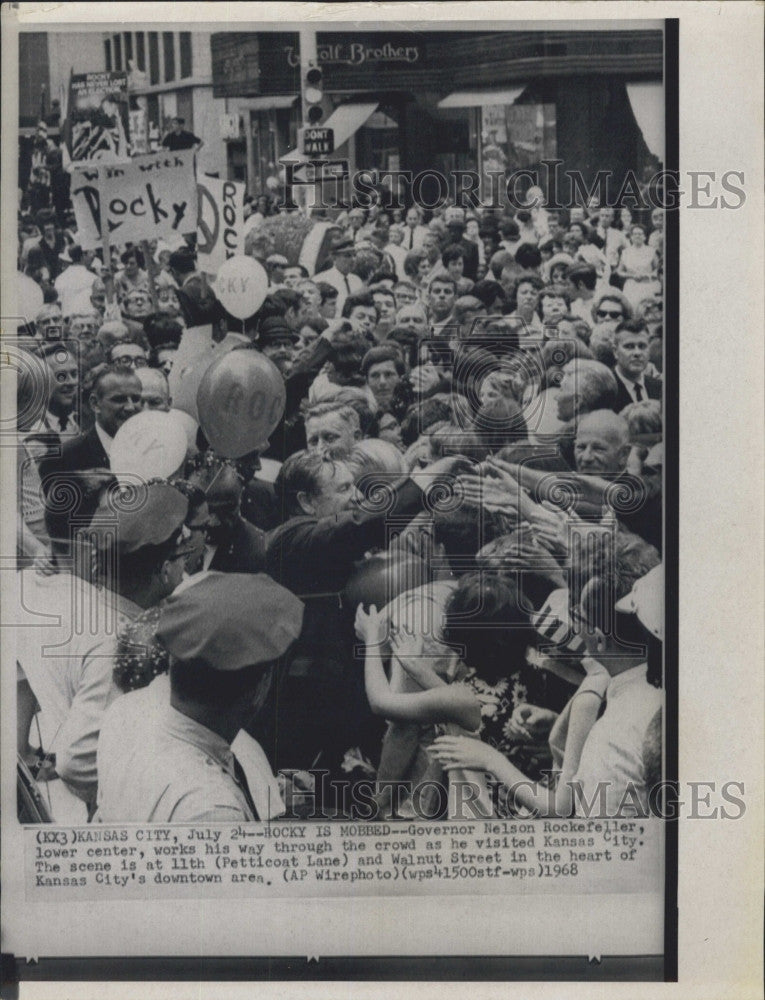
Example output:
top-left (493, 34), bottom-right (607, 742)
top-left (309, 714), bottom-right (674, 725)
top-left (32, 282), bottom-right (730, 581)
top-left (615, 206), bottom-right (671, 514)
top-left (355, 571), bottom-right (543, 817)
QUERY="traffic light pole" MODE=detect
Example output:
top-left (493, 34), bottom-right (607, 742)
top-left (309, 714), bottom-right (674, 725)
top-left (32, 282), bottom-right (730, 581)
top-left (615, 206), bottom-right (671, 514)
top-left (298, 28), bottom-right (318, 213)
top-left (299, 28), bottom-right (318, 129)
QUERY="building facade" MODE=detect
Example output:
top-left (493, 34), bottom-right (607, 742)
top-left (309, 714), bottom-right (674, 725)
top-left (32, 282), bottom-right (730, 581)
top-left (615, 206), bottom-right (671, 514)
top-left (210, 27), bottom-right (664, 203)
top-left (102, 29), bottom-right (227, 177)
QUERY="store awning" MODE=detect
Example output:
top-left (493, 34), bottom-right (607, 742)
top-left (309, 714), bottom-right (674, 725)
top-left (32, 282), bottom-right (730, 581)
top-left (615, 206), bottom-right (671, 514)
top-left (281, 101), bottom-right (379, 162)
top-left (245, 95), bottom-right (297, 110)
top-left (626, 81), bottom-right (664, 162)
top-left (437, 87), bottom-right (525, 108)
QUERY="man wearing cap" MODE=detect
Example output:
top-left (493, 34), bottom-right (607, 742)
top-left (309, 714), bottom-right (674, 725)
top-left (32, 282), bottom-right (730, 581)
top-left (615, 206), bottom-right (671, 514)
top-left (317, 237), bottom-right (362, 313)
top-left (265, 254), bottom-right (288, 288)
top-left (14, 481), bottom-right (188, 816)
top-left (256, 317), bottom-right (298, 378)
top-left (94, 573), bottom-right (303, 823)
top-left (161, 116), bottom-right (203, 153)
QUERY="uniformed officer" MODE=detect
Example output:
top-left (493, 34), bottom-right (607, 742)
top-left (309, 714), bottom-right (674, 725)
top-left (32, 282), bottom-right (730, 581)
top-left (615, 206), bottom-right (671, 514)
top-left (94, 572), bottom-right (303, 823)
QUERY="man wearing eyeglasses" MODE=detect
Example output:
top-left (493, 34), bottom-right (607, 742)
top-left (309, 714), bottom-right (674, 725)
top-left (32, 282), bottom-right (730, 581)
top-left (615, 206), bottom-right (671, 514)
top-left (107, 341), bottom-right (148, 370)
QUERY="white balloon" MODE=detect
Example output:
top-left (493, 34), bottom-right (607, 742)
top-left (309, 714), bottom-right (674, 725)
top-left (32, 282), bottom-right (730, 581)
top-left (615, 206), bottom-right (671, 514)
top-left (169, 408), bottom-right (200, 457)
top-left (110, 410), bottom-right (189, 483)
top-left (214, 255), bottom-right (268, 320)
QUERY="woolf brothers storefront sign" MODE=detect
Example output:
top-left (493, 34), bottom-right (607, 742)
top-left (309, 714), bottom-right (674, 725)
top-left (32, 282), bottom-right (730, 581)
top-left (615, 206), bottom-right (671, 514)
top-left (284, 39), bottom-right (421, 67)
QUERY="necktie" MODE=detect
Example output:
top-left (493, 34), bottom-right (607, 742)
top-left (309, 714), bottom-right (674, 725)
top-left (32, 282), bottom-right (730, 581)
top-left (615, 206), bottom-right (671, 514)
top-left (407, 228), bottom-right (413, 249)
top-left (344, 275), bottom-right (350, 293)
top-left (232, 755), bottom-right (260, 820)
top-left (634, 383), bottom-right (644, 402)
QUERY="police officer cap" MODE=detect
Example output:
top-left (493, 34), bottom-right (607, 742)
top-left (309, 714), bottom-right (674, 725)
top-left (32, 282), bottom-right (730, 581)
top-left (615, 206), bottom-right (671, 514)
top-left (157, 572), bottom-right (304, 670)
top-left (92, 480), bottom-right (190, 554)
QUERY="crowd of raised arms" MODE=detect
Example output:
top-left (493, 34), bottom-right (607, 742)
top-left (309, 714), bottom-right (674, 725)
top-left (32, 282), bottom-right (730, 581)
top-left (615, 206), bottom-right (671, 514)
top-left (15, 155), bottom-right (665, 825)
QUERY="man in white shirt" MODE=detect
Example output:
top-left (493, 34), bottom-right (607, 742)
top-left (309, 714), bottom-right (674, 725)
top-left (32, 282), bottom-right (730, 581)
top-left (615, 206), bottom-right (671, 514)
top-left (316, 237), bottom-right (362, 314)
top-left (401, 206), bottom-right (429, 251)
top-left (54, 245), bottom-right (97, 316)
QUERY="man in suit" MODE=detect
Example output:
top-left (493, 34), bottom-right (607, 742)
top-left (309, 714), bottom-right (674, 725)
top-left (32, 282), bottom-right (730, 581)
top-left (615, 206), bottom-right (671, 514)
top-left (187, 459), bottom-right (267, 574)
top-left (39, 364), bottom-right (142, 544)
top-left (611, 320), bottom-right (662, 413)
top-left (263, 450), bottom-right (459, 777)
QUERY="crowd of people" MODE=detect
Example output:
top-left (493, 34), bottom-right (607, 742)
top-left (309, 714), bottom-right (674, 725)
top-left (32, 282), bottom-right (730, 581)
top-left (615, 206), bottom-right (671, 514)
top-left (13, 151), bottom-right (666, 826)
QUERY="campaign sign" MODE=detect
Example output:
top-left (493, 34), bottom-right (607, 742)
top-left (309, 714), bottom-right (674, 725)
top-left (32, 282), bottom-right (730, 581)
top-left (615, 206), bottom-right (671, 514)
top-left (70, 151), bottom-right (198, 249)
top-left (197, 176), bottom-right (245, 275)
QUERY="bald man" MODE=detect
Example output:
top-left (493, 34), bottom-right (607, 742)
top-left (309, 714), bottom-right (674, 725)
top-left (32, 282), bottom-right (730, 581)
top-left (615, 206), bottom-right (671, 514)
top-left (574, 409), bottom-right (662, 551)
top-left (574, 410), bottom-right (631, 476)
top-left (137, 367), bottom-right (171, 412)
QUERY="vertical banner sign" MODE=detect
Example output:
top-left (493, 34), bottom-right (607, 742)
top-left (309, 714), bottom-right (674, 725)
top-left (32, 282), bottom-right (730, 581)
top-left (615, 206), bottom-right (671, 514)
top-left (196, 176), bottom-right (245, 275)
top-left (70, 151), bottom-right (198, 249)
top-left (68, 71), bottom-right (131, 162)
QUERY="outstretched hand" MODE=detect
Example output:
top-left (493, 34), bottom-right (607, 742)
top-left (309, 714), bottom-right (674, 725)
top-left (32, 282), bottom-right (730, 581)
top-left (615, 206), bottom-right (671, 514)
top-left (354, 603), bottom-right (387, 644)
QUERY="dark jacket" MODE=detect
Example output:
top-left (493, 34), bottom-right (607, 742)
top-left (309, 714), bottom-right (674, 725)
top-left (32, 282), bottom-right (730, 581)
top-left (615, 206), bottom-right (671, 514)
top-left (265, 477), bottom-right (424, 680)
top-left (208, 516), bottom-right (267, 574)
top-left (38, 426), bottom-right (112, 544)
top-left (612, 371), bottom-right (662, 414)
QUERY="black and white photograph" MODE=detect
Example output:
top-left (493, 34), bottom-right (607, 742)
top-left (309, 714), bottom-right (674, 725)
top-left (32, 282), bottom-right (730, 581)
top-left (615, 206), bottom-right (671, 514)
top-left (0, 3), bottom-right (762, 996)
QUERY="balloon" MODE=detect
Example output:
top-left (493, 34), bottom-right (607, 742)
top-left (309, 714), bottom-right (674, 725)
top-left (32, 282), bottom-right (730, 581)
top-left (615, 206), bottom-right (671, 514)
top-left (343, 554), bottom-right (429, 614)
top-left (169, 408), bottom-right (200, 457)
top-left (213, 255), bottom-right (268, 320)
top-left (110, 410), bottom-right (190, 483)
top-left (17, 273), bottom-right (44, 326)
top-left (196, 348), bottom-right (286, 459)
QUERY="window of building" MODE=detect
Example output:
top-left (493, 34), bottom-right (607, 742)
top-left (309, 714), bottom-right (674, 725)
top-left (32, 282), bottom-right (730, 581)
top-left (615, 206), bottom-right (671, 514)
top-left (124, 32), bottom-right (133, 67)
top-left (113, 34), bottom-right (122, 71)
top-left (149, 32), bottom-right (159, 85)
top-left (179, 32), bottom-right (192, 78)
top-left (480, 102), bottom-right (557, 174)
top-left (136, 32), bottom-right (145, 71)
top-left (163, 32), bottom-right (175, 82)
top-left (104, 39), bottom-right (112, 71)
